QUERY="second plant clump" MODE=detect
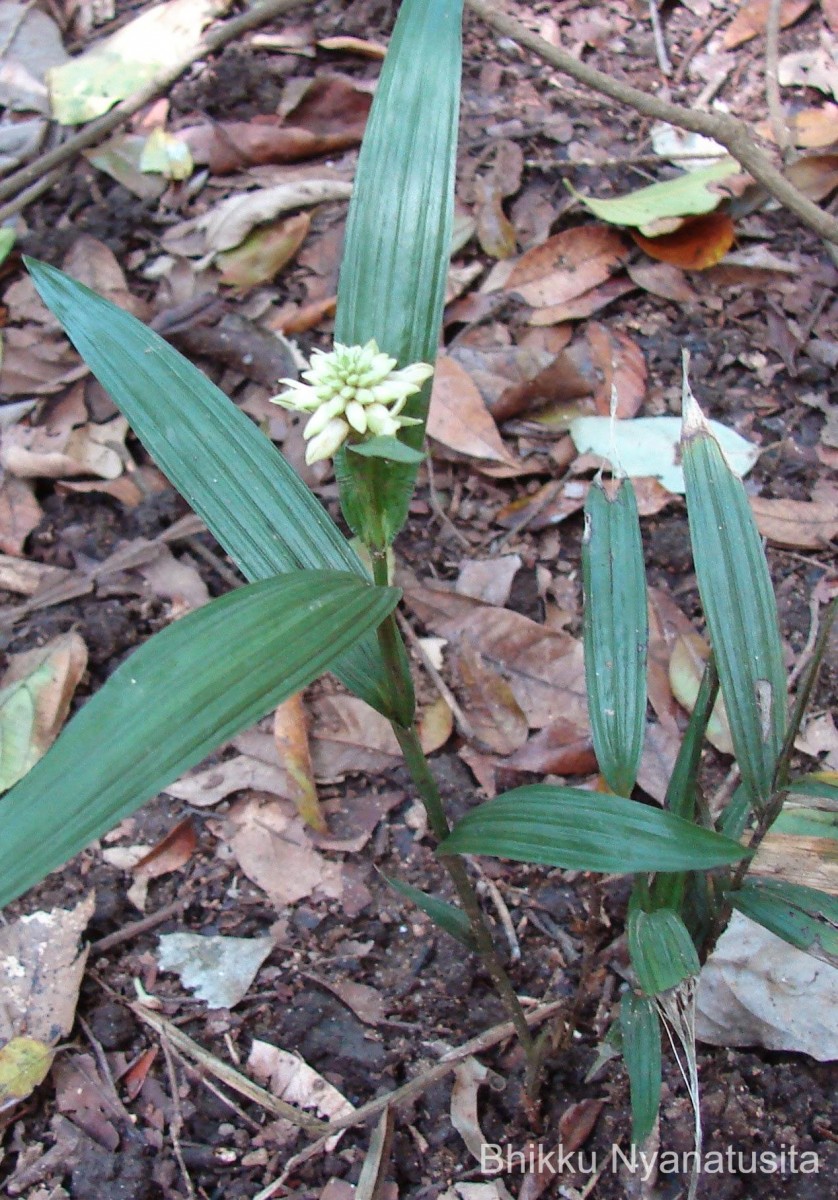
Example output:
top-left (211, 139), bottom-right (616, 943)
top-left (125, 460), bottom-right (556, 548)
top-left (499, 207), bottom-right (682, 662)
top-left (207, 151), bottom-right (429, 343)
top-left (1, 0), bottom-right (836, 1188)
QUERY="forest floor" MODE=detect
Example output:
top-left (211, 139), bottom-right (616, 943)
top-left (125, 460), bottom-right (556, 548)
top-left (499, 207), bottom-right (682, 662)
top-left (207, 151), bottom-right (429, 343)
top-left (0, 1), bottom-right (837, 1199)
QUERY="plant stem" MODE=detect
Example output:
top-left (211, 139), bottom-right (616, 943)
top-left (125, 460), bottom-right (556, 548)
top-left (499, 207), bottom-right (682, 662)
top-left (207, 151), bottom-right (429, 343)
top-left (369, 551), bottom-right (534, 1057)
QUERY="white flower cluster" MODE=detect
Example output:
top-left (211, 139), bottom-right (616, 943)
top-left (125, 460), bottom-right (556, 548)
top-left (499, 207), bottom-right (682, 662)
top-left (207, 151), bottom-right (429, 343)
top-left (271, 340), bottom-right (433, 464)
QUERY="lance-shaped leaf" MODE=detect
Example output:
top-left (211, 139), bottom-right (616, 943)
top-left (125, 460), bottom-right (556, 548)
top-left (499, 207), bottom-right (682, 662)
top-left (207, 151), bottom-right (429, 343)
top-left (582, 479), bottom-right (647, 794)
top-left (334, 0), bottom-right (463, 545)
top-left (383, 875), bottom-right (476, 950)
top-left (0, 571), bottom-right (399, 908)
top-left (681, 362), bottom-right (787, 807)
top-left (438, 786), bottom-right (747, 874)
top-left (25, 259), bottom-right (411, 726)
top-left (620, 992), bottom-right (661, 1145)
top-left (729, 879), bottom-right (838, 969)
top-left (628, 906), bottom-right (700, 996)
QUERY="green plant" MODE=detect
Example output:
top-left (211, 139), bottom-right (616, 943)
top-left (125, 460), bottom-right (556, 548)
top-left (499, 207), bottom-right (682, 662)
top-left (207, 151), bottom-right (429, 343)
top-left (1, 1), bottom-right (834, 1164)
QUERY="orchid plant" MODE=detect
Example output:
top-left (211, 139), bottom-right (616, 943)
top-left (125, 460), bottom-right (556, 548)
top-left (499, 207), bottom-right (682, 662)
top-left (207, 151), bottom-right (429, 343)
top-left (1, 0), bottom-right (835, 1178)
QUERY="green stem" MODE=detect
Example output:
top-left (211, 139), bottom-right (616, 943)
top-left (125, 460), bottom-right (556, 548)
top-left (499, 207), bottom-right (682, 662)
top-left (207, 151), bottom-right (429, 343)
top-left (369, 551), bottom-right (534, 1057)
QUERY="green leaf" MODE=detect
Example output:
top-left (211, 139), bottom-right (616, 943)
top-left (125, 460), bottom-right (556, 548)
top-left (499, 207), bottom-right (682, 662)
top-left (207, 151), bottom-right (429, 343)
top-left (438, 786), bottom-right (747, 873)
top-left (665, 654), bottom-right (718, 822)
top-left (25, 258), bottom-right (412, 726)
top-left (786, 771), bottom-right (838, 803)
top-left (730, 879), bottom-right (838, 968)
top-left (681, 365), bottom-right (787, 808)
top-left (620, 992), bottom-right (661, 1145)
top-left (383, 875), bottom-right (476, 949)
top-left (347, 436), bottom-right (426, 465)
top-left (628, 907), bottom-right (700, 996)
top-left (582, 479), bottom-right (647, 795)
top-left (334, 0), bottom-right (463, 545)
top-left (0, 571), bottom-right (399, 908)
top-left (568, 159), bottom-right (739, 229)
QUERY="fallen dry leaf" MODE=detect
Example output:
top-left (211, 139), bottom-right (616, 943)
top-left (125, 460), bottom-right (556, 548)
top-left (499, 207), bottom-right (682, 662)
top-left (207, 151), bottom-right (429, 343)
top-left (157, 931), bottom-right (275, 1008)
top-left (404, 580), bottom-right (587, 729)
top-left (0, 475), bottom-right (43, 554)
top-left (0, 893), bottom-right (94, 1045)
top-left (585, 322), bottom-right (647, 416)
top-left (0, 325), bottom-right (87, 396)
top-left (126, 817), bottom-right (198, 910)
top-left (504, 225), bottom-right (628, 310)
top-left (0, 632), bottom-right (88, 791)
top-left (216, 211), bottom-right (311, 288)
top-left (274, 691), bottom-right (323, 831)
top-left (631, 213), bottom-right (736, 270)
top-left (504, 718), bottom-right (597, 776)
top-left (669, 631), bottom-right (734, 754)
top-left (53, 1053), bottom-right (121, 1150)
top-left (0, 553), bottom-right (70, 596)
top-left (759, 103), bottom-right (838, 147)
top-left (527, 276), bottom-right (635, 325)
top-left (304, 976), bottom-right (387, 1025)
top-left (455, 555), bottom-right (522, 607)
top-left (722, 0), bottom-right (815, 49)
top-left (62, 235), bottom-right (142, 317)
top-left (428, 356), bottom-right (519, 467)
top-left (696, 912), bottom-right (838, 1060)
top-left (248, 1039), bottom-right (354, 1148)
top-left (0, 1038), bottom-right (54, 1113)
top-left (647, 587), bottom-right (697, 729)
top-left (750, 495), bottom-right (838, 548)
top-left (317, 35), bottom-right (387, 58)
top-left (1, 416), bottom-right (128, 481)
top-left (626, 260), bottom-right (700, 303)
top-left (451, 642), bottom-right (529, 755)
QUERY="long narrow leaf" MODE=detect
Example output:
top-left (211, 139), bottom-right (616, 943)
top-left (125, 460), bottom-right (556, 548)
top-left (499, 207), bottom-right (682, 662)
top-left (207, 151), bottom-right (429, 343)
top-left (681, 364), bottom-right (787, 807)
top-left (0, 571), bottom-right (399, 907)
top-left (582, 478), bottom-right (647, 794)
top-left (438, 786), bottom-right (747, 874)
top-left (730, 879), bottom-right (838, 968)
top-left (620, 992), bottom-right (661, 1145)
top-left (383, 875), bottom-right (476, 949)
top-left (25, 259), bottom-right (411, 724)
top-left (334, 0), bottom-right (463, 544)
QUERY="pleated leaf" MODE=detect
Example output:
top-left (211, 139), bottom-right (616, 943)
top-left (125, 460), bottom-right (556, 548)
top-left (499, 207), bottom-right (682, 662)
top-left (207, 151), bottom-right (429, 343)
top-left (25, 259), bottom-right (412, 725)
top-left (0, 571), bottom-right (399, 908)
top-left (786, 771), bottom-right (838, 802)
top-left (334, 0), bottom-right (463, 545)
top-left (582, 479), bottom-right (647, 794)
top-left (384, 875), bottom-right (476, 949)
top-left (730, 879), bottom-right (838, 968)
top-left (620, 992), bottom-right (661, 1145)
top-left (628, 907), bottom-right (700, 996)
top-left (438, 786), bottom-right (747, 873)
top-left (681, 370), bottom-right (787, 807)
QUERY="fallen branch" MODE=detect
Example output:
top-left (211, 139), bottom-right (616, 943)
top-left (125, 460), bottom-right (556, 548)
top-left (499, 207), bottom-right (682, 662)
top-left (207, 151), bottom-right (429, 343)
top-left (0, 0), bottom-right (312, 210)
top-left (466, 0), bottom-right (838, 246)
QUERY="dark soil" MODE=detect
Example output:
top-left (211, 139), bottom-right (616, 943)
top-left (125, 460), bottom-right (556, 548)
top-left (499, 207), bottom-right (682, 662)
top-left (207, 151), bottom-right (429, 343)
top-left (1, 1), bottom-right (836, 1199)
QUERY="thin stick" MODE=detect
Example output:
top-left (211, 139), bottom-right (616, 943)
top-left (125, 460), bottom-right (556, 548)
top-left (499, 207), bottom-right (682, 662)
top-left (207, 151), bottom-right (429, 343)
top-left (90, 899), bottom-right (186, 953)
top-left (465, 0), bottom-right (838, 245)
top-left (160, 1032), bottom-right (197, 1200)
top-left (765, 0), bottom-right (789, 153)
top-left (0, 0), bottom-right (313, 208)
top-left (253, 999), bottom-right (566, 1200)
top-left (395, 609), bottom-right (477, 742)
top-left (648, 0), bottom-right (672, 77)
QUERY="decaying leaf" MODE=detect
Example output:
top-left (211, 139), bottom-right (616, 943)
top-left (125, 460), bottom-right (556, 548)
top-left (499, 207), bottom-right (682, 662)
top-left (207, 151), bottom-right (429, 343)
top-left (0, 1038), bottom-right (54, 1112)
top-left (723, 0), bottom-right (815, 50)
top-left (632, 213), bottom-right (736, 270)
top-left (450, 1056), bottom-right (490, 1162)
top-left (750, 495), bottom-right (838, 549)
top-left (0, 893), bottom-right (95, 1046)
top-left (157, 931), bottom-right (275, 1009)
top-left (669, 631), bottom-right (734, 754)
top-left (1, 416), bottom-right (129, 482)
top-left (503, 225), bottom-right (628, 311)
top-left (248, 1039), bottom-right (354, 1148)
top-left (428, 356), bottom-right (519, 467)
top-left (0, 632), bottom-right (88, 791)
top-left (216, 212), bottom-right (311, 289)
top-left (273, 691), bottom-right (323, 831)
top-left (0, 476), bottom-right (43, 554)
top-left (696, 912), bottom-right (838, 1060)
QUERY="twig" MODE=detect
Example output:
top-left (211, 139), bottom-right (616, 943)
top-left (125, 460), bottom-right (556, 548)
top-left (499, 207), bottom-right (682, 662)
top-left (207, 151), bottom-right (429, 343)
top-left (648, 0), bottom-right (672, 77)
top-left (765, 0), bottom-right (789, 154)
top-left (0, 0), bottom-right (314, 210)
top-left (465, 0), bottom-right (838, 246)
top-left (473, 863), bottom-right (522, 962)
top-left (252, 999), bottom-right (566, 1200)
top-left (395, 609), bottom-right (478, 742)
top-left (90, 899), bottom-right (187, 953)
top-left (160, 1032), bottom-right (197, 1200)
top-left (788, 593), bottom-right (820, 690)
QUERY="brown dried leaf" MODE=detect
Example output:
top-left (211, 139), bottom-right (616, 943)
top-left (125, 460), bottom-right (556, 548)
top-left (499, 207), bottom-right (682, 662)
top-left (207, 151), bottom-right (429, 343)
top-left (216, 212), bottom-right (310, 289)
top-left (62, 235), bottom-right (142, 317)
top-left (504, 225), bottom-right (628, 309)
top-left (404, 581), bottom-right (587, 729)
top-left (1, 417), bottom-right (128, 481)
top-left (669, 632), bottom-right (734, 754)
top-left (53, 1054), bottom-right (120, 1151)
top-left (455, 555), bottom-right (522, 607)
top-left (451, 643), bottom-right (529, 755)
top-left (585, 322), bottom-right (647, 416)
top-left (450, 1057), bottom-right (489, 1162)
top-left (0, 894), bottom-right (95, 1045)
top-left (626, 260), bottom-right (700, 303)
top-left (504, 718), bottom-right (597, 776)
top-left (723, 0), bottom-right (815, 50)
top-left (783, 154), bottom-right (838, 202)
top-left (750, 495), bottom-right (838, 548)
top-left (247, 1039), bottom-right (354, 1149)
top-left (0, 475), bottom-right (42, 554)
top-left (632, 213), bottom-right (736, 270)
top-left (527, 276), bottom-right (635, 326)
top-left (317, 35), bottom-right (387, 58)
top-left (427, 356), bottom-right (519, 466)
top-left (273, 691), bottom-right (324, 832)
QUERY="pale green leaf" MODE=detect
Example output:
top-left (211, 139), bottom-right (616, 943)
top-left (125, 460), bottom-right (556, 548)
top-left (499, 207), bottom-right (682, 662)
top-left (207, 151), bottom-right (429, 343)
top-left (568, 160), bottom-right (740, 228)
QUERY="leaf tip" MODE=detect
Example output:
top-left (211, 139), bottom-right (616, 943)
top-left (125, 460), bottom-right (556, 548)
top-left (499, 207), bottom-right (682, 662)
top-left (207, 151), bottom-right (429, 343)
top-left (680, 349), bottom-right (709, 440)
